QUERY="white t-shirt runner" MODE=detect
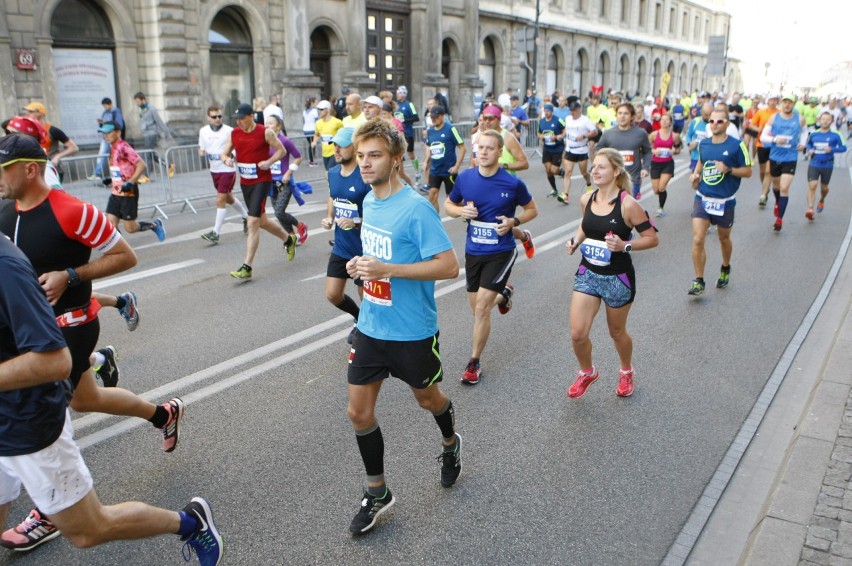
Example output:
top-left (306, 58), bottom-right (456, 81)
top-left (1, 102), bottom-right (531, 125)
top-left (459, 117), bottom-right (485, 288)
top-left (198, 124), bottom-right (236, 173)
top-left (563, 115), bottom-right (597, 155)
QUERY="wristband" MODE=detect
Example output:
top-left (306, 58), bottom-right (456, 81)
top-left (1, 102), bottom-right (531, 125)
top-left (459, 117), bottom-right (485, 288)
top-left (66, 268), bottom-right (81, 288)
top-left (289, 163), bottom-right (299, 172)
top-left (513, 217), bottom-right (521, 227)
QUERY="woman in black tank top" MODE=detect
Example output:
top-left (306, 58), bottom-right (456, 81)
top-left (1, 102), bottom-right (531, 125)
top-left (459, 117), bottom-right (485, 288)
top-left (564, 148), bottom-right (659, 399)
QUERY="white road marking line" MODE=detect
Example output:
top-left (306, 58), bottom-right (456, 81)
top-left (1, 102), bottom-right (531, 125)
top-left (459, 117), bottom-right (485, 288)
top-left (92, 259), bottom-right (205, 290)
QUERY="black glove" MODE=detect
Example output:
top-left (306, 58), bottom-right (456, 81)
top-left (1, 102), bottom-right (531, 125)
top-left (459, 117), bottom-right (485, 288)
top-left (101, 177), bottom-right (112, 187)
top-left (121, 181), bottom-right (135, 193)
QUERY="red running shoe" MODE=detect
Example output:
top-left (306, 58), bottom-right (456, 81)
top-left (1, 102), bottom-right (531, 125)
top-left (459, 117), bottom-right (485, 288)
top-left (567, 367), bottom-right (599, 399)
top-left (497, 285), bottom-right (513, 315)
top-left (522, 230), bottom-right (535, 259)
top-left (617, 367), bottom-right (635, 397)
top-left (805, 209), bottom-right (814, 221)
top-left (0, 508), bottom-right (60, 551)
top-left (461, 360), bottom-right (481, 385)
top-left (774, 218), bottom-right (782, 231)
top-left (297, 222), bottom-right (309, 245)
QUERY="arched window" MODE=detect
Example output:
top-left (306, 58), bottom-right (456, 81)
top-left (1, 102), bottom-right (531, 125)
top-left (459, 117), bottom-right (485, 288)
top-left (619, 55), bottom-right (630, 93)
top-left (597, 52), bottom-right (610, 91)
top-left (573, 49), bottom-right (588, 96)
top-left (479, 37), bottom-right (496, 97)
top-left (546, 48), bottom-right (559, 96)
top-left (50, 0), bottom-right (116, 146)
top-left (310, 27), bottom-right (333, 101)
top-left (209, 7), bottom-right (254, 126)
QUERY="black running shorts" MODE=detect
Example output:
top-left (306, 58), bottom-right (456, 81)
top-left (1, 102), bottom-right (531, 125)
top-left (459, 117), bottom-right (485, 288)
top-left (241, 182), bottom-right (271, 217)
top-left (106, 193), bottom-right (139, 221)
top-left (327, 253), bottom-right (363, 286)
top-left (465, 250), bottom-right (516, 294)
top-left (62, 318), bottom-right (100, 389)
top-left (348, 331), bottom-right (443, 389)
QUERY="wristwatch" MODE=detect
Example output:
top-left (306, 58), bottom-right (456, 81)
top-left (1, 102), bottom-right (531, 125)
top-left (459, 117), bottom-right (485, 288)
top-left (513, 217), bottom-right (521, 227)
top-left (66, 267), bottom-right (81, 287)
top-left (624, 243), bottom-right (633, 253)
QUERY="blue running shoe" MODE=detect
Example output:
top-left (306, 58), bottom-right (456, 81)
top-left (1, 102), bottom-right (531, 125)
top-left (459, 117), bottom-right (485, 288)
top-left (118, 291), bottom-right (140, 331)
top-left (181, 497), bottom-right (223, 566)
top-left (153, 218), bottom-right (167, 242)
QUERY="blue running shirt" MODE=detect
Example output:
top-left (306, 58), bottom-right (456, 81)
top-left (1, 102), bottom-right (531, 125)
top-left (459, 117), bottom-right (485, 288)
top-left (358, 186), bottom-right (454, 341)
top-left (448, 168), bottom-right (532, 255)
top-left (328, 163), bottom-right (371, 259)
top-left (697, 136), bottom-right (752, 199)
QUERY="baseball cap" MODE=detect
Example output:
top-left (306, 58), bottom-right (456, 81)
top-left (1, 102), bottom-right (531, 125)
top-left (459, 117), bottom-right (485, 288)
top-left (0, 133), bottom-right (48, 168)
top-left (5, 116), bottom-right (48, 145)
top-left (234, 103), bottom-right (253, 118)
top-left (569, 101), bottom-right (582, 110)
top-left (430, 105), bottom-right (446, 116)
top-left (767, 92), bottom-right (781, 100)
top-left (332, 127), bottom-right (355, 148)
top-left (396, 85), bottom-right (407, 96)
top-left (543, 104), bottom-right (554, 111)
top-left (98, 121), bottom-right (119, 133)
top-left (363, 95), bottom-right (383, 107)
top-left (317, 100), bottom-right (332, 110)
top-left (481, 105), bottom-right (502, 118)
top-left (23, 102), bottom-right (47, 115)
top-left (781, 93), bottom-right (797, 103)
top-left (510, 95), bottom-right (520, 101)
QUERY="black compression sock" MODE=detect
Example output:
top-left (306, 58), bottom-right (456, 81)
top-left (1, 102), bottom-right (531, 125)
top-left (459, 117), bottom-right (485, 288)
top-left (658, 191), bottom-right (667, 208)
top-left (149, 405), bottom-right (168, 428)
top-left (114, 295), bottom-right (126, 310)
top-left (138, 221), bottom-right (155, 232)
top-left (355, 424), bottom-right (384, 477)
top-left (547, 175), bottom-right (557, 190)
top-left (433, 400), bottom-right (455, 440)
top-left (336, 295), bottom-right (360, 319)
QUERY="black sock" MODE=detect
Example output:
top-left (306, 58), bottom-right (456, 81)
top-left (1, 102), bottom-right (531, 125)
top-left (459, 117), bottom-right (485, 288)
top-left (114, 295), bottom-right (126, 310)
top-left (137, 221), bottom-right (155, 232)
top-left (149, 405), bottom-right (168, 428)
top-left (696, 277), bottom-right (705, 284)
top-left (658, 191), bottom-right (667, 208)
top-left (355, 424), bottom-right (384, 477)
top-left (721, 265), bottom-right (730, 274)
top-left (547, 175), bottom-right (557, 190)
top-left (432, 400), bottom-right (455, 440)
top-left (335, 295), bottom-right (360, 320)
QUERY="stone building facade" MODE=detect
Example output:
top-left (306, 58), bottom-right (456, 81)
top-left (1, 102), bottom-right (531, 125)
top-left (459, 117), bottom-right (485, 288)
top-left (0, 0), bottom-right (740, 146)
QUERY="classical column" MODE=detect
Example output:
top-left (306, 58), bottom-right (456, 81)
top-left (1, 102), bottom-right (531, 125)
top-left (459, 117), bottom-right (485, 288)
top-left (415, 0), bottom-right (447, 112)
top-left (457, 0), bottom-right (484, 121)
top-left (281, 0), bottom-right (322, 134)
top-left (342, 0), bottom-right (375, 91)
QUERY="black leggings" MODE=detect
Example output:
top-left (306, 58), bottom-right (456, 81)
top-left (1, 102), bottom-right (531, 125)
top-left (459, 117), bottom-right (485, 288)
top-left (273, 180), bottom-right (299, 233)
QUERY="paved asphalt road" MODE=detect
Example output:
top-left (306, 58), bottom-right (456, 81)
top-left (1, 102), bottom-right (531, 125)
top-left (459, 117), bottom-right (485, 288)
top-left (3, 151), bottom-right (851, 566)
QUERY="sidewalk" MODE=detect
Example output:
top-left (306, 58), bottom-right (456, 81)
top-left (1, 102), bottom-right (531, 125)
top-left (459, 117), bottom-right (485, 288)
top-left (686, 223), bottom-right (852, 564)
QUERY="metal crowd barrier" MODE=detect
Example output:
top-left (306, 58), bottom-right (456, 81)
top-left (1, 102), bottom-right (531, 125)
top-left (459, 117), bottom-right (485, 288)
top-left (57, 123), bottom-right (482, 219)
top-left (58, 150), bottom-right (169, 218)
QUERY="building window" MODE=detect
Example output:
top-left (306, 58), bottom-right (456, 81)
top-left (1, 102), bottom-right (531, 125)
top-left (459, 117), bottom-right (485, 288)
top-left (638, 0), bottom-right (647, 26)
top-left (366, 8), bottom-right (410, 91)
top-left (621, 0), bottom-right (630, 22)
top-left (577, 0), bottom-right (585, 13)
top-left (669, 7), bottom-right (676, 33)
top-left (209, 7), bottom-right (254, 127)
top-left (600, 0), bottom-right (609, 18)
top-left (50, 0), bottom-right (117, 146)
top-left (654, 2), bottom-right (662, 31)
top-left (479, 37), bottom-right (496, 97)
top-left (704, 16), bottom-right (709, 41)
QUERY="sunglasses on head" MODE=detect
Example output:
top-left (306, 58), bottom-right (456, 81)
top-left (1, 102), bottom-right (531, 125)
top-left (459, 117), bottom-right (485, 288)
top-left (209, 114), bottom-right (223, 119)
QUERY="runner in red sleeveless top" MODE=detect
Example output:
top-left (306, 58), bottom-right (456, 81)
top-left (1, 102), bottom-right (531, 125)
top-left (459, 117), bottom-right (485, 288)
top-left (649, 114), bottom-right (681, 217)
top-left (220, 103), bottom-right (290, 279)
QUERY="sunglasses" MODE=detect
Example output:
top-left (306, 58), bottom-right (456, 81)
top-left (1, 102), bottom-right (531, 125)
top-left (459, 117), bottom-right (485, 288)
top-left (708, 119), bottom-right (727, 124)
top-left (209, 114), bottom-right (223, 119)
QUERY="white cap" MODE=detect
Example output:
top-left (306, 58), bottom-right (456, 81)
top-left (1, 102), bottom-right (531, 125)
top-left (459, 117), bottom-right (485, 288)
top-left (317, 100), bottom-right (332, 110)
top-left (364, 95), bottom-right (383, 107)
top-left (766, 92), bottom-right (781, 100)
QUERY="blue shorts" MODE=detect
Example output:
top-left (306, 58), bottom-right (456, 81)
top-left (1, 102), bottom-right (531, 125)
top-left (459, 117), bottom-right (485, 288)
top-left (691, 196), bottom-right (735, 228)
top-left (573, 264), bottom-right (635, 308)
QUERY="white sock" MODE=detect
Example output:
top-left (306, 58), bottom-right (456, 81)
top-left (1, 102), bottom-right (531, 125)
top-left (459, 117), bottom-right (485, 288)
top-left (231, 199), bottom-right (248, 219)
top-left (92, 351), bottom-right (106, 371)
top-left (213, 208), bottom-right (227, 234)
